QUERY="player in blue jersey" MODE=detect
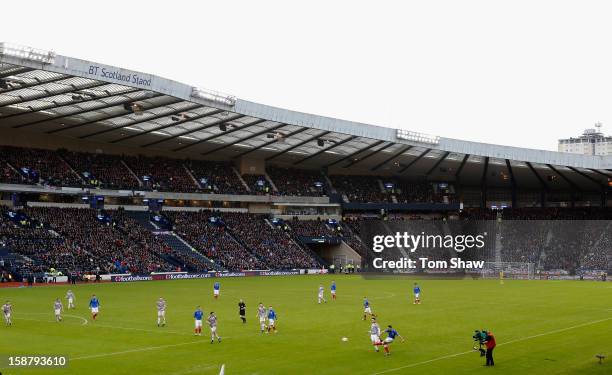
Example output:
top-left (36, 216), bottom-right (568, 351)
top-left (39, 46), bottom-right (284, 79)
top-left (89, 295), bottom-right (100, 321)
top-left (213, 281), bottom-right (220, 299)
top-left (413, 283), bottom-right (421, 304)
top-left (331, 281), bottom-right (337, 300)
top-left (363, 297), bottom-right (373, 320)
top-left (194, 306), bottom-right (204, 336)
top-left (267, 306), bottom-right (277, 333)
top-left (381, 325), bottom-right (405, 356)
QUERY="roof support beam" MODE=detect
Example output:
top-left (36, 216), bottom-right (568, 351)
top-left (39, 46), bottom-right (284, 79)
top-left (526, 162), bottom-right (548, 190)
top-left (232, 127), bottom-right (308, 159)
top-left (455, 154), bottom-right (470, 181)
top-left (481, 157), bottom-right (490, 185)
top-left (323, 140), bottom-right (386, 168)
top-left (142, 113), bottom-right (245, 148)
top-left (0, 67), bottom-right (34, 79)
top-left (109, 107), bottom-right (219, 144)
top-left (548, 165), bottom-right (581, 191)
top-left (480, 157), bottom-right (489, 208)
top-left (0, 75), bottom-right (68, 94)
top-left (61, 97), bottom-right (182, 137)
top-left (1, 85), bottom-right (136, 120)
top-left (293, 136), bottom-right (357, 166)
top-left (4, 81), bottom-right (115, 113)
top-left (11, 92), bottom-right (162, 130)
top-left (397, 149), bottom-right (430, 174)
top-left (342, 142), bottom-right (395, 169)
top-left (505, 159), bottom-right (517, 207)
top-left (425, 151), bottom-right (450, 177)
top-left (266, 131), bottom-right (331, 162)
top-left (370, 145), bottom-right (412, 171)
top-left (173, 119), bottom-right (268, 152)
top-left (590, 169), bottom-right (612, 178)
top-left (505, 159), bottom-right (516, 187)
top-left (200, 123), bottom-right (286, 156)
top-left (567, 167), bottom-right (604, 188)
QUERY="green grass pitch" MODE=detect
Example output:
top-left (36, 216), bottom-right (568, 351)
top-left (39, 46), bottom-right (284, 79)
top-left (1, 275), bottom-right (610, 374)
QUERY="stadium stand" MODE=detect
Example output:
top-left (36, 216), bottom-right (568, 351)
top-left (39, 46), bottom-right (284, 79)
top-left (267, 167), bottom-right (326, 196)
top-left (0, 146), bottom-right (82, 187)
top-left (59, 150), bottom-right (141, 189)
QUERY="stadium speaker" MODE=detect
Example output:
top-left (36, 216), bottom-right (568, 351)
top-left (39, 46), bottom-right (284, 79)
top-left (0, 79), bottom-right (7, 89)
top-left (220, 124), bottom-right (227, 132)
top-left (317, 139), bottom-right (325, 147)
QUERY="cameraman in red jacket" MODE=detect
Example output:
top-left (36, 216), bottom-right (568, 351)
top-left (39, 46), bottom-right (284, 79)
top-left (484, 331), bottom-right (496, 366)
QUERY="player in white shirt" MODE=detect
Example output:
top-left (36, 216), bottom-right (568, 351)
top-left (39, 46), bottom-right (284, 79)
top-left (65, 290), bottom-right (75, 309)
top-left (317, 285), bottom-right (327, 304)
top-left (156, 297), bottom-right (167, 327)
top-left (207, 312), bottom-right (221, 344)
top-left (369, 318), bottom-right (382, 352)
top-left (256, 303), bottom-right (267, 333)
top-left (2, 301), bottom-right (12, 326)
top-left (54, 298), bottom-right (63, 322)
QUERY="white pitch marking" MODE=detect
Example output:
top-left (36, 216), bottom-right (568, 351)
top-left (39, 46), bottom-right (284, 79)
top-left (64, 314), bottom-right (88, 325)
top-left (71, 340), bottom-right (203, 361)
top-left (371, 317), bottom-right (612, 375)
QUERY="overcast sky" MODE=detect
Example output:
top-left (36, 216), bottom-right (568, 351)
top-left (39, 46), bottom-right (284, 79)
top-left (2, 1), bottom-right (611, 150)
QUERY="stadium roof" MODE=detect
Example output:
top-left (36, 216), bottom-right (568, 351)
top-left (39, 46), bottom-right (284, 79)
top-left (0, 42), bottom-right (611, 191)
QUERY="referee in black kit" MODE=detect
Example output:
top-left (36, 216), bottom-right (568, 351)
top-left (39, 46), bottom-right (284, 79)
top-left (238, 299), bottom-right (246, 323)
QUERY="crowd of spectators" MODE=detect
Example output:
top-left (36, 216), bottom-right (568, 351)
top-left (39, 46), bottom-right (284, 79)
top-left (329, 175), bottom-right (390, 203)
top-left (124, 155), bottom-right (197, 192)
top-left (267, 167), bottom-right (326, 196)
top-left (0, 146), bottom-right (82, 187)
top-left (222, 213), bottom-right (319, 268)
top-left (241, 174), bottom-right (273, 195)
top-left (289, 218), bottom-right (337, 237)
top-left (166, 211), bottom-right (266, 270)
top-left (14, 206), bottom-right (175, 275)
top-left (388, 180), bottom-right (435, 203)
top-left (185, 160), bottom-right (249, 195)
top-left (60, 150), bottom-right (140, 190)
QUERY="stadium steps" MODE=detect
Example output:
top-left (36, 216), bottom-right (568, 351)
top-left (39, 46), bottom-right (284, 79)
top-left (123, 211), bottom-right (158, 231)
top-left (57, 154), bottom-right (86, 185)
top-left (233, 167), bottom-right (251, 192)
top-left (121, 160), bottom-right (143, 187)
top-left (223, 227), bottom-right (270, 265)
top-left (157, 232), bottom-right (221, 271)
top-left (183, 164), bottom-right (202, 189)
top-left (264, 171), bottom-right (279, 192)
top-left (290, 235), bottom-right (328, 267)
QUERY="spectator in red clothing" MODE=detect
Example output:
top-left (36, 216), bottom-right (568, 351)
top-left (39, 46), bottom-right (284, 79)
top-left (484, 331), bottom-right (496, 366)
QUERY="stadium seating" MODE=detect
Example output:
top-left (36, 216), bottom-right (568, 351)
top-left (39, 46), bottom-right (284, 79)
top-left (59, 150), bottom-right (141, 190)
top-left (123, 155), bottom-right (197, 192)
top-left (267, 167), bottom-right (326, 196)
top-left (0, 146), bottom-right (82, 187)
top-left (329, 175), bottom-right (390, 203)
top-left (185, 159), bottom-right (249, 195)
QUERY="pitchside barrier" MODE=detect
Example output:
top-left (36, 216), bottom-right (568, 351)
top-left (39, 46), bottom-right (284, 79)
top-left (110, 269), bottom-right (328, 283)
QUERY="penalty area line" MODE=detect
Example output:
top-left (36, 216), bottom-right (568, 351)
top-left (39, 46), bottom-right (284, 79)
top-left (371, 317), bottom-right (612, 375)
